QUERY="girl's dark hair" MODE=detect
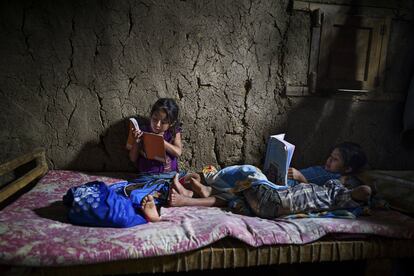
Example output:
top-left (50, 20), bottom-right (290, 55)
top-left (332, 142), bottom-right (367, 174)
top-left (150, 98), bottom-right (180, 136)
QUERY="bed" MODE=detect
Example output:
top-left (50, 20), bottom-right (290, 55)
top-left (1, 148), bottom-right (414, 275)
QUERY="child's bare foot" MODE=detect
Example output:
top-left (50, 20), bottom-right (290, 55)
top-left (141, 195), bottom-right (161, 222)
top-left (168, 188), bottom-right (193, 207)
top-left (172, 174), bottom-right (193, 197)
top-left (190, 177), bottom-right (212, 198)
top-left (351, 185), bottom-right (372, 203)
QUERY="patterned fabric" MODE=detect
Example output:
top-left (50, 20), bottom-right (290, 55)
top-left (282, 207), bottom-right (367, 219)
top-left (63, 181), bottom-right (147, 227)
top-left (0, 170), bottom-right (413, 267)
top-left (63, 172), bottom-right (186, 228)
top-left (244, 179), bottom-right (358, 218)
top-left (325, 179), bottom-right (358, 208)
top-left (125, 171), bottom-right (186, 207)
top-left (243, 184), bottom-right (282, 218)
top-left (202, 165), bottom-right (286, 213)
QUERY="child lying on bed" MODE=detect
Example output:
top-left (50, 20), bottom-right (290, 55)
top-left (167, 165), bottom-right (372, 219)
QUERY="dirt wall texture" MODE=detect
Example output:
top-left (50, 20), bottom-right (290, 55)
top-left (1, 0), bottom-right (413, 172)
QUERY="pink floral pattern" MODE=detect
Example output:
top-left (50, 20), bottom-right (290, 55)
top-left (0, 170), bottom-right (413, 266)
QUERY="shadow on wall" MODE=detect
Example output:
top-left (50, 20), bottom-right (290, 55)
top-left (316, 2), bottom-right (373, 94)
top-left (283, 2), bottom-right (414, 170)
top-left (285, 96), bottom-right (410, 170)
top-left (66, 116), bottom-right (149, 172)
top-left (402, 69), bottom-right (414, 149)
top-left (285, 3), bottom-right (365, 168)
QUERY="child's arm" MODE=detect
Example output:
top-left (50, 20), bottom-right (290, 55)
top-left (288, 167), bottom-right (308, 183)
top-left (129, 130), bottom-right (144, 162)
top-left (129, 142), bottom-right (140, 162)
top-left (164, 132), bottom-right (182, 157)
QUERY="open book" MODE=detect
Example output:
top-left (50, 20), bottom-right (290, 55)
top-left (126, 118), bottom-right (166, 163)
top-left (263, 134), bottom-right (295, 185)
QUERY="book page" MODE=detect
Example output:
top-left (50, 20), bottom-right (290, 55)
top-left (126, 122), bottom-right (135, 150)
top-left (126, 118), bottom-right (141, 150)
top-left (263, 134), bottom-right (295, 185)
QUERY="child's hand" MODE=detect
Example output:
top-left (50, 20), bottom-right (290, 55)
top-left (288, 167), bottom-right (300, 179)
top-left (288, 167), bottom-right (308, 183)
top-left (133, 129), bottom-right (143, 144)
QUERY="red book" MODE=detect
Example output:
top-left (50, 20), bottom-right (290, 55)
top-left (126, 118), bottom-right (166, 163)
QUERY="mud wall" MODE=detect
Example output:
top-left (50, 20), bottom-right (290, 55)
top-left (1, 0), bottom-right (413, 172)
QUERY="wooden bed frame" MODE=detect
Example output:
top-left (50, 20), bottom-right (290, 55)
top-left (1, 149), bottom-right (413, 275)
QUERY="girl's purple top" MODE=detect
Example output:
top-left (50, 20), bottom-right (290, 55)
top-left (137, 125), bottom-right (181, 174)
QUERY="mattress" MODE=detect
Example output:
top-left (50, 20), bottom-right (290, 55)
top-left (1, 170), bottom-right (413, 270)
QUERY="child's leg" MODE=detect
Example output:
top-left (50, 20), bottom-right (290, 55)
top-left (351, 185), bottom-right (372, 203)
top-left (168, 188), bottom-right (226, 207)
top-left (175, 172), bottom-right (212, 198)
top-left (182, 172), bottom-right (201, 184)
top-left (171, 174), bottom-right (194, 197)
top-left (141, 195), bottom-right (161, 222)
top-left (180, 173), bottom-right (201, 189)
top-left (243, 185), bottom-right (282, 218)
top-left (188, 176), bottom-right (212, 198)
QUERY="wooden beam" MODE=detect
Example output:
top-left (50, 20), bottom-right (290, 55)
top-left (0, 148), bottom-right (48, 203)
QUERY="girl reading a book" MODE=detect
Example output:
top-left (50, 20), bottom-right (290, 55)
top-left (127, 98), bottom-right (183, 174)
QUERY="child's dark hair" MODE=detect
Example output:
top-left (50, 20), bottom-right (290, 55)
top-left (150, 98), bottom-right (180, 135)
top-left (332, 142), bottom-right (367, 174)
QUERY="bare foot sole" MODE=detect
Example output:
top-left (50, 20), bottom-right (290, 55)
top-left (142, 195), bottom-right (161, 222)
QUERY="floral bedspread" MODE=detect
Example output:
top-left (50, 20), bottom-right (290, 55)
top-left (1, 170), bottom-right (414, 266)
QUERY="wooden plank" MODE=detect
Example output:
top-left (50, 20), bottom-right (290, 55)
top-left (308, 13), bottom-right (321, 94)
top-left (375, 16), bottom-right (391, 91)
top-left (0, 148), bottom-right (46, 176)
top-left (293, 1), bottom-right (311, 11)
top-left (317, 14), bottom-right (390, 93)
top-left (0, 166), bottom-right (48, 203)
top-left (293, 1), bottom-right (413, 20)
top-left (23, 238), bottom-right (414, 275)
top-left (317, 12), bottom-right (334, 92)
top-left (0, 148), bottom-right (48, 203)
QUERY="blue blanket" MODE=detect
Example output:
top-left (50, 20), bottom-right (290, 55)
top-left (63, 172), bottom-right (184, 228)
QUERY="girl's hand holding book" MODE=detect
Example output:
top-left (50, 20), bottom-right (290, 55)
top-left (133, 129), bottom-right (144, 144)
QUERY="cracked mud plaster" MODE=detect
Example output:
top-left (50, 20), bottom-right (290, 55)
top-left (0, 0), bottom-right (296, 172)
